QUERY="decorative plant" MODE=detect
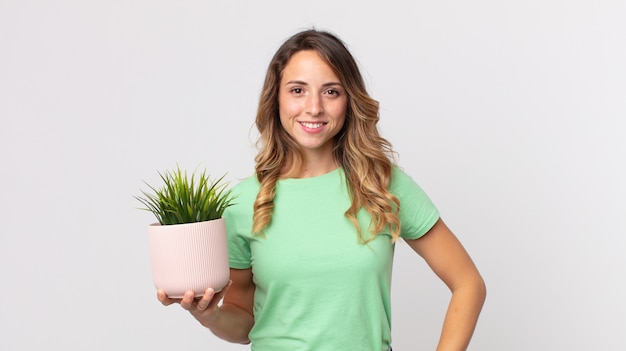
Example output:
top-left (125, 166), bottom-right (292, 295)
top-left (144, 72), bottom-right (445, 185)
top-left (136, 166), bottom-right (236, 225)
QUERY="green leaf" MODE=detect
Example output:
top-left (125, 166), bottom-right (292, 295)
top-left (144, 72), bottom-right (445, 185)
top-left (134, 165), bottom-right (237, 225)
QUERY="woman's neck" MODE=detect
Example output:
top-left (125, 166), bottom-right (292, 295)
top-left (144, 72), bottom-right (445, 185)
top-left (281, 152), bottom-right (339, 179)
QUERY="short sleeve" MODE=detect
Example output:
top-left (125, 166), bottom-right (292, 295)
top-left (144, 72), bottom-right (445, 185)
top-left (223, 178), bottom-right (257, 269)
top-left (225, 210), bottom-right (252, 269)
top-left (389, 167), bottom-right (440, 240)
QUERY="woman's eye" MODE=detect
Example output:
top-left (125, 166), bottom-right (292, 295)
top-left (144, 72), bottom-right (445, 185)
top-left (291, 88), bottom-right (303, 94)
top-left (325, 89), bottom-right (340, 96)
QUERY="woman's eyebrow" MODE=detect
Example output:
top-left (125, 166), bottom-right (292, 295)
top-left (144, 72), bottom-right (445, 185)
top-left (284, 80), bottom-right (343, 87)
top-left (284, 80), bottom-right (308, 85)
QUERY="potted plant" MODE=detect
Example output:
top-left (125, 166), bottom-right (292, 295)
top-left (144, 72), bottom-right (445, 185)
top-left (136, 166), bottom-right (235, 298)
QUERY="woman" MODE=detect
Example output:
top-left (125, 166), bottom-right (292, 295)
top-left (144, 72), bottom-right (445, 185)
top-left (158, 29), bottom-right (486, 351)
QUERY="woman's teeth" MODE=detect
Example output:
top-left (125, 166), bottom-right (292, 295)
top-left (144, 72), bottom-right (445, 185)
top-left (301, 122), bottom-right (324, 128)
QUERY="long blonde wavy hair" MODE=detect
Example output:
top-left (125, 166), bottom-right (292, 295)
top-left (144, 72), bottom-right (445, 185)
top-left (253, 29), bottom-right (401, 243)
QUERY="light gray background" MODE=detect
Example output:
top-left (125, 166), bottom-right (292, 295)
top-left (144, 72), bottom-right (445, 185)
top-left (1, 1), bottom-right (624, 350)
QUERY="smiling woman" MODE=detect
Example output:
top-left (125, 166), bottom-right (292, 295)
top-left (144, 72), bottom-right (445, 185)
top-left (278, 50), bottom-right (347, 174)
top-left (156, 29), bottom-right (486, 351)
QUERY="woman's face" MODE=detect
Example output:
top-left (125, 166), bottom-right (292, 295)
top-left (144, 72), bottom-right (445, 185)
top-left (278, 50), bottom-right (347, 159)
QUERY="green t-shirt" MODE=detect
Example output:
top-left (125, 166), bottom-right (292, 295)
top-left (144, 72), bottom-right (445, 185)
top-left (224, 167), bottom-right (440, 351)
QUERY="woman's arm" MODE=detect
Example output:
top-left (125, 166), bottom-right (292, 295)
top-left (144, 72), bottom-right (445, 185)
top-left (405, 219), bottom-right (486, 351)
top-left (158, 267), bottom-right (255, 344)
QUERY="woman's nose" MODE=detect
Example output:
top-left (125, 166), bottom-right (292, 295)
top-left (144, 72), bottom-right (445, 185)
top-left (305, 94), bottom-right (324, 116)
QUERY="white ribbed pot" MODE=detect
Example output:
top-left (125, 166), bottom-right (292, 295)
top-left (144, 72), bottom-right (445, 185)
top-left (147, 218), bottom-right (230, 298)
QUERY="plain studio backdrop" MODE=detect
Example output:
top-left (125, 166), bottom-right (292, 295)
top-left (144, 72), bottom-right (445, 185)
top-left (1, 1), bottom-right (624, 350)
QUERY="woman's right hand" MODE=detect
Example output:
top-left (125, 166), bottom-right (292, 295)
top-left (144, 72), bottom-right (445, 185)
top-left (156, 269), bottom-right (255, 344)
top-left (157, 280), bottom-right (233, 328)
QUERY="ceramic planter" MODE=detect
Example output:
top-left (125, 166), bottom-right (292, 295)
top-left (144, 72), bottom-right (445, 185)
top-left (147, 218), bottom-right (230, 298)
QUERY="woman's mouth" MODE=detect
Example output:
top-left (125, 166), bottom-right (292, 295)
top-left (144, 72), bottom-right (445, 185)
top-left (299, 121), bottom-right (327, 133)
top-left (299, 122), bottom-right (326, 129)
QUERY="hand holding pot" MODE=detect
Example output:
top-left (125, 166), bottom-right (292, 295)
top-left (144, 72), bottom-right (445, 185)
top-left (157, 280), bottom-right (233, 327)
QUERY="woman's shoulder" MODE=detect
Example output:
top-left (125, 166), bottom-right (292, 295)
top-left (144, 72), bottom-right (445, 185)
top-left (389, 165), bottom-right (415, 187)
top-left (389, 165), bottom-right (431, 197)
top-left (224, 174), bottom-right (259, 219)
top-left (229, 173), bottom-right (260, 201)
top-left (231, 173), bottom-right (258, 189)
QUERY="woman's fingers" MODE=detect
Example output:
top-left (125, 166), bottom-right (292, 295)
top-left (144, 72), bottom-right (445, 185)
top-left (157, 289), bottom-right (180, 306)
top-left (156, 283), bottom-right (234, 328)
top-left (180, 290), bottom-right (202, 310)
top-left (197, 288), bottom-right (217, 311)
top-left (207, 281), bottom-right (233, 307)
top-left (157, 281), bottom-right (233, 311)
